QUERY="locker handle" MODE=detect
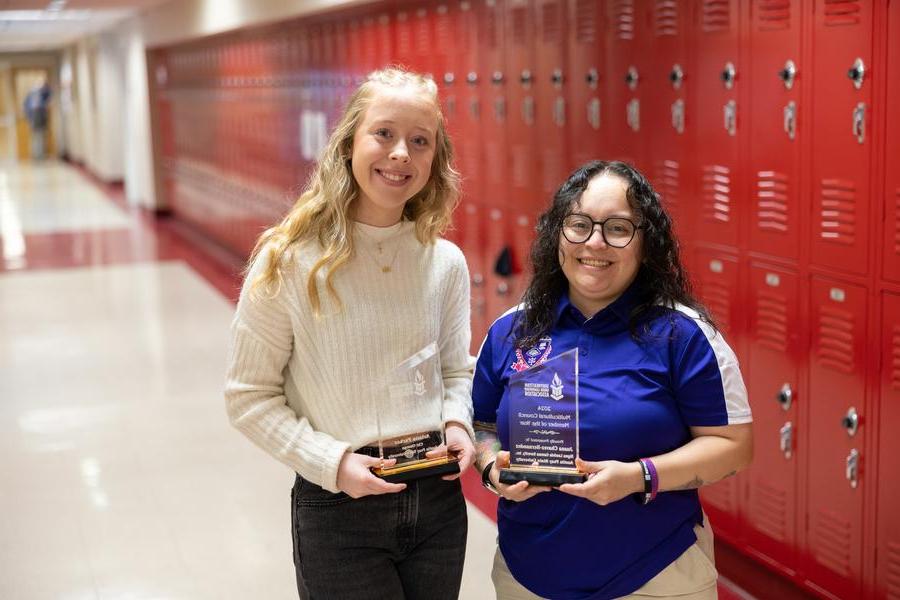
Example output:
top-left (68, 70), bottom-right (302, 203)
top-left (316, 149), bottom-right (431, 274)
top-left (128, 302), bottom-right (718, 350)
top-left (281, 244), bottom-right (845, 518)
top-left (723, 100), bottom-right (737, 136)
top-left (779, 422), bottom-right (793, 460)
top-left (494, 97), bottom-right (506, 121)
top-left (783, 101), bottom-right (796, 140)
top-left (522, 96), bottom-right (535, 125)
top-left (554, 97), bottom-right (566, 127)
top-left (847, 57), bottom-right (865, 90)
top-left (469, 98), bottom-right (480, 119)
top-left (852, 102), bottom-right (866, 144)
top-left (841, 406), bottom-right (859, 436)
top-left (587, 98), bottom-right (601, 130)
top-left (671, 99), bottom-right (685, 134)
top-left (845, 449), bottom-right (859, 489)
top-left (626, 98), bottom-right (640, 132)
top-left (776, 383), bottom-right (793, 410)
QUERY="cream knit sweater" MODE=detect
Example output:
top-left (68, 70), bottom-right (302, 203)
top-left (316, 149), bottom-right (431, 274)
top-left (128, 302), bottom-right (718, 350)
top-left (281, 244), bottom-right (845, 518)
top-left (225, 221), bottom-right (475, 493)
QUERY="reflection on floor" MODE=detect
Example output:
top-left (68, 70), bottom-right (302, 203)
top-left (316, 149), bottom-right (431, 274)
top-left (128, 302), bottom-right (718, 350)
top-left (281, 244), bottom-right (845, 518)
top-left (0, 160), bottom-right (751, 600)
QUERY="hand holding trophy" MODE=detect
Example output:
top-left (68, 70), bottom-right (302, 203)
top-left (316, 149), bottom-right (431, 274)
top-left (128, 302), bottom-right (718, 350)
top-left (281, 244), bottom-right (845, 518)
top-left (367, 342), bottom-right (461, 483)
top-left (500, 348), bottom-right (586, 486)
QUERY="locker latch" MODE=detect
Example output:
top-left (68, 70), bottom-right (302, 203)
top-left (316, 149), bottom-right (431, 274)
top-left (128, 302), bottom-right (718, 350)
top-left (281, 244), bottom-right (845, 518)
top-left (852, 103), bottom-right (866, 144)
top-left (779, 60), bottom-right (797, 90)
top-left (588, 98), bottom-right (601, 130)
top-left (847, 57), bottom-right (865, 90)
top-left (783, 101), bottom-right (797, 140)
top-left (779, 422), bottom-right (793, 460)
top-left (671, 99), bottom-right (685, 135)
top-left (585, 68), bottom-right (599, 90)
top-left (625, 66), bottom-right (639, 91)
top-left (491, 71), bottom-right (504, 85)
top-left (520, 69), bottom-right (533, 88)
top-left (669, 64), bottom-right (684, 90)
top-left (723, 100), bottom-right (737, 136)
top-left (554, 97), bottom-right (566, 127)
top-left (626, 98), bottom-right (640, 132)
top-left (467, 72), bottom-right (479, 85)
top-left (777, 383), bottom-right (793, 411)
top-left (720, 62), bottom-right (736, 90)
top-left (846, 449), bottom-right (859, 489)
top-left (551, 68), bottom-right (564, 89)
top-left (841, 406), bottom-right (859, 437)
top-left (444, 72), bottom-right (455, 85)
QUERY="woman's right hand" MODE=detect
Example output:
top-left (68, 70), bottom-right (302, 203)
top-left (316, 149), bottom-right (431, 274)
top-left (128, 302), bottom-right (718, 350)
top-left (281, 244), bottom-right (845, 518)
top-left (490, 451), bottom-right (552, 502)
top-left (336, 453), bottom-right (407, 498)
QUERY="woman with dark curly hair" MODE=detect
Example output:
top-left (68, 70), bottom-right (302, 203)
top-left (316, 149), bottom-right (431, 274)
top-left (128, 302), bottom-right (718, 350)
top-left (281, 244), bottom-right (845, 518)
top-left (472, 160), bottom-right (753, 599)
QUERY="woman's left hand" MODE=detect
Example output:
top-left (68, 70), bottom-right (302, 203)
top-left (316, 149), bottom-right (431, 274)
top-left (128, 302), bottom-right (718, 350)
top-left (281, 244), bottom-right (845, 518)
top-left (557, 457), bottom-right (644, 506)
top-left (426, 423), bottom-right (475, 481)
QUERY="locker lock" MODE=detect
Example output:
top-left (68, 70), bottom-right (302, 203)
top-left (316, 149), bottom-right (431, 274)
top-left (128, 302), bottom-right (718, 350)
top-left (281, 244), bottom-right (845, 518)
top-left (492, 71), bottom-right (504, 85)
top-left (625, 66), bottom-right (639, 90)
top-left (585, 68), bottom-right (599, 89)
top-left (778, 60), bottom-right (797, 90)
top-left (520, 70), bottom-right (534, 86)
top-left (776, 383), bottom-right (793, 411)
top-left (720, 62), bottom-right (736, 89)
top-left (551, 68), bottom-right (564, 87)
top-left (669, 64), bottom-right (684, 90)
top-left (841, 407), bottom-right (859, 437)
top-left (467, 71), bottom-right (479, 85)
top-left (847, 58), bottom-right (865, 89)
top-left (444, 72), bottom-right (455, 85)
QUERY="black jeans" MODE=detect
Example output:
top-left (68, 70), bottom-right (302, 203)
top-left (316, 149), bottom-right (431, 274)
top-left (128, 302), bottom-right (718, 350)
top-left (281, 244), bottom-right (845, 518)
top-left (290, 473), bottom-right (468, 600)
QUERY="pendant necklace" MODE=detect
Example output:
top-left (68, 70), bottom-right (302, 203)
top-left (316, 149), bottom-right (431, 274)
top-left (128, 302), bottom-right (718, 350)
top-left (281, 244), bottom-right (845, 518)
top-left (361, 237), bottom-right (401, 274)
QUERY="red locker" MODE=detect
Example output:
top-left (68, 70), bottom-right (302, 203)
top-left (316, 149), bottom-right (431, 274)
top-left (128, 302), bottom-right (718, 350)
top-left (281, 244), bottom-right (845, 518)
top-left (603, 0), bottom-right (649, 169)
top-left (809, 0), bottom-right (874, 276)
top-left (504, 0), bottom-right (541, 213)
top-left (459, 202), bottom-right (489, 347)
top-left (884, 1), bottom-right (900, 284)
top-left (747, 0), bottom-right (804, 262)
top-left (692, 0), bottom-right (742, 251)
top-left (394, 7), bottom-right (416, 66)
top-left (693, 247), bottom-right (742, 542)
top-left (479, 0), bottom-right (509, 211)
top-left (806, 276), bottom-right (867, 600)
top-left (744, 263), bottom-right (802, 577)
top-left (644, 0), bottom-right (693, 244)
top-left (534, 0), bottom-right (569, 201)
top-left (566, 0), bottom-right (604, 169)
top-left (875, 292), bottom-right (900, 600)
top-left (413, 6), bottom-right (435, 76)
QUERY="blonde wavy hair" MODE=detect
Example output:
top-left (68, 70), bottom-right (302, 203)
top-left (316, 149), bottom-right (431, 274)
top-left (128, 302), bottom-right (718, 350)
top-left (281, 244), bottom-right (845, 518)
top-left (247, 67), bottom-right (461, 315)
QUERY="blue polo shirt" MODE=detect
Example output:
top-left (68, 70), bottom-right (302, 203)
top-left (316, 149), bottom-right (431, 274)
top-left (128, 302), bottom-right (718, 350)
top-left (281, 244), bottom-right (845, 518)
top-left (473, 283), bottom-right (751, 600)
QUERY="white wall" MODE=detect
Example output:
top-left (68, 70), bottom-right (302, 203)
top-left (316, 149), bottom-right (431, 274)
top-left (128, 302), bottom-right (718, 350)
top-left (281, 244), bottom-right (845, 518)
top-left (123, 18), bottom-right (156, 209)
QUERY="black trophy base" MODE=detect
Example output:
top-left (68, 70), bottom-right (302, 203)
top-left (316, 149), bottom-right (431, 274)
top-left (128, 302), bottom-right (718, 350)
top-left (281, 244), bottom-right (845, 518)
top-left (499, 468), bottom-right (586, 486)
top-left (372, 455), bottom-right (460, 483)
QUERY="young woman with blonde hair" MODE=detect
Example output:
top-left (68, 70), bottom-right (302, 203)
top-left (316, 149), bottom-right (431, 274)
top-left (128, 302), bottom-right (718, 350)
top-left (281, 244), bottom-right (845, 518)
top-left (225, 67), bottom-right (475, 599)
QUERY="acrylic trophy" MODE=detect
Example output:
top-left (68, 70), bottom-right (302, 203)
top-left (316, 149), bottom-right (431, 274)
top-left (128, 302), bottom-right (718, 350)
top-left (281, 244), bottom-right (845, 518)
top-left (369, 342), bottom-right (460, 483)
top-left (499, 348), bottom-right (586, 486)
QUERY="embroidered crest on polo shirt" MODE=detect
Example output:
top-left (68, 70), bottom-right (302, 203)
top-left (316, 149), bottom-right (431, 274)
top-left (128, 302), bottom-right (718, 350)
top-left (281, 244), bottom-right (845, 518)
top-left (510, 336), bottom-right (552, 372)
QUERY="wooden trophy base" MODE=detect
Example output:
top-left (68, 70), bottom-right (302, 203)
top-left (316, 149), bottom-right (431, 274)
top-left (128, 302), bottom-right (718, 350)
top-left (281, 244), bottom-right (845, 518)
top-left (372, 454), bottom-right (460, 483)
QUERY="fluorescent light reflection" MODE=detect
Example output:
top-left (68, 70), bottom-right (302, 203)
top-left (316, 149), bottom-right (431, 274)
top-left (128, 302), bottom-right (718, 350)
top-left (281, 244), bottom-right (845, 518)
top-left (80, 457), bottom-right (109, 510)
top-left (0, 171), bottom-right (26, 269)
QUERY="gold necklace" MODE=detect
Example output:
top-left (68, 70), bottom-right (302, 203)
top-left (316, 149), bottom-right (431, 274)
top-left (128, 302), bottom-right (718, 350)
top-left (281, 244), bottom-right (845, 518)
top-left (359, 237), bottom-right (401, 274)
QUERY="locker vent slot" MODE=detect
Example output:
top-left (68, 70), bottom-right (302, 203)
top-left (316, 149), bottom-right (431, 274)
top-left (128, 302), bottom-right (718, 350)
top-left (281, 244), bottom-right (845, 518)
top-left (894, 189), bottom-right (900, 255)
top-left (819, 179), bottom-right (857, 246)
top-left (756, 171), bottom-right (789, 233)
top-left (701, 280), bottom-right (731, 334)
top-left (755, 290), bottom-right (788, 352)
top-left (481, 8), bottom-right (499, 49)
top-left (396, 15), bottom-right (413, 56)
top-left (823, 0), bottom-right (862, 27)
top-left (575, 0), bottom-right (597, 42)
top-left (756, 0), bottom-right (790, 31)
top-left (654, 160), bottom-right (680, 214)
top-left (701, 0), bottom-right (731, 32)
top-left (542, 1), bottom-right (562, 42)
top-left (811, 508), bottom-right (852, 576)
top-left (435, 13), bottom-right (452, 50)
top-left (701, 478), bottom-right (736, 512)
top-left (702, 165), bottom-right (732, 224)
top-left (750, 480), bottom-right (787, 541)
top-left (892, 326), bottom-right (900, 390)
top-left (511, 6), bottom-right (527, 45)
top-left (887, 541), bottom-right (900, 597)
top-left (653, 0), bottom-right (679, 36)
top-left (816, 305), bottom-right (855, 373)
top-left (415, 10), bottom-right (431, 52)
top-left (611, 0), bottom-right (635, 40)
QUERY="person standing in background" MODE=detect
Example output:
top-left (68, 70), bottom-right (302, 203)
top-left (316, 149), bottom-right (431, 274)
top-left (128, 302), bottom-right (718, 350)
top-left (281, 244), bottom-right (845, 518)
top-left (24, 80), bottom-right (51, 160)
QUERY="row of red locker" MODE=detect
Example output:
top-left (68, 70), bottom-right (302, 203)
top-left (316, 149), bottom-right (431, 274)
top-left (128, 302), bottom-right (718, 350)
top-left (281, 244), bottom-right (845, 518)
top-left (148, 1), bottom-right (900, 598)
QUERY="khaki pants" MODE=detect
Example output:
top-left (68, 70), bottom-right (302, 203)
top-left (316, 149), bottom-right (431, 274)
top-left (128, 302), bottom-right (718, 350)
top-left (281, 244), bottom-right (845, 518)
top-left (492, 516), bottom-right (718, 599)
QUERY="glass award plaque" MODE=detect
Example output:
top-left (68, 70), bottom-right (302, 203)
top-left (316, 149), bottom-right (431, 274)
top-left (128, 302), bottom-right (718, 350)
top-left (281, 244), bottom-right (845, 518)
top-left (499, 348), bottom-right (586, 486)
top-left (369, 342), bottom-right (460, 483)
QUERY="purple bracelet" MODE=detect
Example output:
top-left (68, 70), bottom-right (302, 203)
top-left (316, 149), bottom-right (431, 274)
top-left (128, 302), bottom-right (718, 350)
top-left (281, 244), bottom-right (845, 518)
top-left (640, 458), bottom-right (659, 503)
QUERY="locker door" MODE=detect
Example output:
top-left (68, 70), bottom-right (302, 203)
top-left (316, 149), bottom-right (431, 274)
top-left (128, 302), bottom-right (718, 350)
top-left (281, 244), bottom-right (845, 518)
top-left (693, 247), bottom-right (742, 542)
top-left (807, 276), bottom-right (867, 600)
top-left (480, 0), bottom-right (509, 210)
top-left (645, 0), bottom-right (693, 243)
top-left (692, 0), bottom-right (742, 250)
top-left (603, 0), bottom-right (648, 169)
top-left (884, 1), bottom-right (900, 284)
top-left (505, 0), bottom-right (541, 213)
top-left (347, 19), bottom-right (366, 80)
top-left (413, 5), bottom-right (435, 77)
top-left (747, 0), bottom-right (804, 262)
top-left (876, 292), bottom-right (900, 600)
top-left (395, 7), bottom-right (415, 66)
top-left (361, 15), bottom-right (379, 73)
top-left (566, 0), bottom-right (604, 170)
top-left (460, 202), bottom-right (489, 350)
top-left (744, 264), bottom-right (802, 576)
top-left (534, 0), bottom-right (568, 203)
top-left (809, 1), bottom-right (874, 276)
top-left (376, 13), bottom-right (394, 67)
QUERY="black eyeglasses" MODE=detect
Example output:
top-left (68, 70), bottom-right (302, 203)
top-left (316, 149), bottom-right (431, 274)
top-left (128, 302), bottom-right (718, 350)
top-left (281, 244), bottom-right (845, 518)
top-left (561, 213), bottom-right (643, 248)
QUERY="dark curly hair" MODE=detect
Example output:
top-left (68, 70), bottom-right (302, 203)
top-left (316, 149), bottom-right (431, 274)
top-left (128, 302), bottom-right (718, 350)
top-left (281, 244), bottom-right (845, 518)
top-left (514, 160), bottom-right (714, 349)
